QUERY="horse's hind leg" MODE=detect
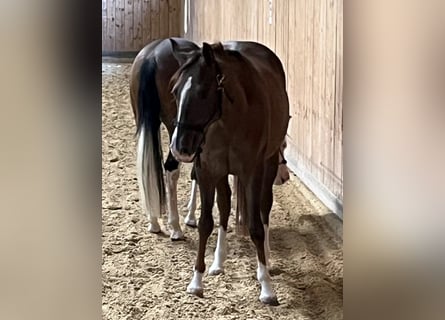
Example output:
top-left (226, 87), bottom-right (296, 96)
top-left (245, 170), bottom-right (278, 306)
top-left (209, 175), bottom-right (231, 275)
top-left (261, 155), bottom-right (279, 270)
top-left (187, 174), bottom-right (215, 298)
top-left (164, 152), bottom-right (184, 240)
top-left (184, 167), bottom-right (198, 227)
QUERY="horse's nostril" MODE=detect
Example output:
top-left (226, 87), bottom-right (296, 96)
top-left (180, 147), bottom-right (189, 155)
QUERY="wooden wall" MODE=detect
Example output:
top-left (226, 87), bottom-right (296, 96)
top-left (185, 0), bottom-right (343, 217)
top-left (102, 0), bottom-right (182, 53)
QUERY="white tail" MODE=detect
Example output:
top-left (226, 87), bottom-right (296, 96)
top-left (136, 127), bottom-right (162, 220)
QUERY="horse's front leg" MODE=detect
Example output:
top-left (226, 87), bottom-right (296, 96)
top-left (186, 171), bottom-right (215, 298)
top-left (164, 152), bottom-right (184, 240)
top-left (209, 175), bottom-right (231, 275)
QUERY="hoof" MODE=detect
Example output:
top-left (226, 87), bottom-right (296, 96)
top-left (184, 216), bottom-right (197, 228)
top-left (260, 294), bottom-right (279, 306)
top-left (148, 222), bottom-right (161, 233)
top-left (170, 229), bottom-right (185, 241)
top-left (208, 266), bottom-right (224, 276)
top-left (186, 285), bottom-right (203, 298)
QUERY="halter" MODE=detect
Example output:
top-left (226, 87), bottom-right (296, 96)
top-left (173, 64), bottom-right (232, 167)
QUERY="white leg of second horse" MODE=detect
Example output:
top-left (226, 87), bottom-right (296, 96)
top-left (230, 175), bottom-right (238, 211)
top-left (209, 226), bottom-right (227, 275)
top-left (166, 168), bottom-right (184, 240)
top-left (184, 179), bottom-right (198, 227)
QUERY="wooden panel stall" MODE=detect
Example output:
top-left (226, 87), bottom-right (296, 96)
top-left (102, 0), bottom-right (182, 54)
top-left (184, 0), bottom-right (343, 217)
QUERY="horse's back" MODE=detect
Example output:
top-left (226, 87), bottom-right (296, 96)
top-left (223, 41), bottom-right (289, 158)
top-left (223, 41), bottom-right (286, 87)
top-left (130, 38), bottom-right (198, 125)
top-left (131, 38), bottom-right (196, 89)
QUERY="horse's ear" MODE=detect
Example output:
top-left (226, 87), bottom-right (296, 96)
top-left (202, 42), bottom-right (215, 65)
top-left (170, 38), bottom-right (193, 65)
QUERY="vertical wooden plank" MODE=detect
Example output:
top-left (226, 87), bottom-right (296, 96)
top-left (195, 0), bottom-right (200, 42)
top-left (214, 0), bottom-right (222, 41)
top-left (257, 0), bottom-right (264, 44)
top-left (312, 0), bottom-right (328, 185)
top-left (274, 0), bottom-right (289, 87)
top-left (334, 0), bottom-right (343, 199)
top-left (151, 0), bottom-right (160, 41)
top-left (239, 0), bottom-right (247, 40)
top-left (323, 0), bottom-right (337, 195)
top-left (246, 0), bottom-right (258, 41)
top-left (115, 0), bottom-right (126, 51)
top-left (257, 0), bottom-right (275, 50)
top-left (287, 0), bottom-right (305, 162)
top-left (183, 0), bottom-right (191, 39)
top-left (205, 0), bottom-right (213, 41)
top-left (142, 0), bottom-right (151, 44)
top-left (222, 0), bottom-right (230, 40)
top-left (201, 0), bottom-right (207, 41)
top-left (190, 0), bottom-right (197, 42)
top-left (296, 0), bottom-right (307, 168)
top-left (169, 0), bottom-right (180, 37)
top-left (179, 0), bottom-right (185, 38)
top-left (106, 0), bottom-right (116, 51)
top-left (125, 0), bottom-right (134, 50)
top-left (133, 0), bottom-right (143, 50)
top-left (159, 0), bottom-right (169, 38)
top-left (319, 0), bottom-right (328, 190)
top-left (231, 0), bottom-right (238, 40)
top-left (102, 0), bottom-right (107, 51)
top-left (221, 0), bottom-right (230, 41)
top-left (311, 0), bottom-right (320, 183)
top-left (303, 0), bottom-right (314, 173)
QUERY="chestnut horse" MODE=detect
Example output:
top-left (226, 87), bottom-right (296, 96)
top-left (169, 40), bottom-right (290, 305)
top-left (129, 38), bottom-right (200, 240)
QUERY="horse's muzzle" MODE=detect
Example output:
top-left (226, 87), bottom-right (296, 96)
top-left (171, 147), bottom-right (195, 163)
top-left (170, 128), bottom-right (200, 163)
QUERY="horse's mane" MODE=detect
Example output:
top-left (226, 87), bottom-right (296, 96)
top-left (169, 53), bottom-right (200, 94)
top-left (169, 42), bottom-right (245, 93)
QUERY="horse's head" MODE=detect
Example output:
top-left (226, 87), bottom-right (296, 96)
top-left (169, 40), bottom-right (223, 163)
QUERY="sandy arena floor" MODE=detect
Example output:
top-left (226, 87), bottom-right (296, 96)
top-left (102, 63), bottom-right (343, 320)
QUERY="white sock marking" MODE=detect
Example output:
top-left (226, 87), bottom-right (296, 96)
top-left (187, 270), bottom-right (204, 296)
top-left (209, 226), bottom-right (227, 274)
top-left (257, 261), bottom-right (276, 303)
